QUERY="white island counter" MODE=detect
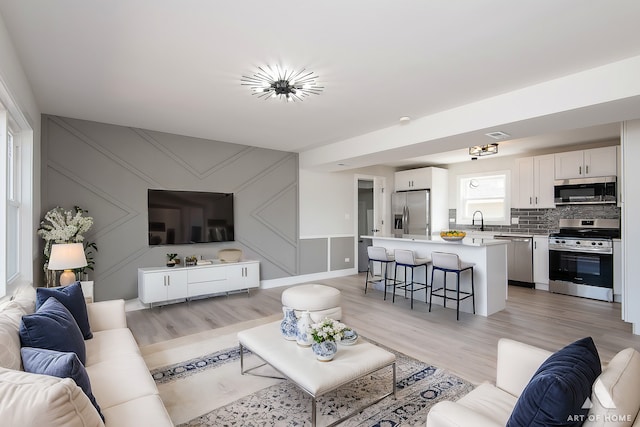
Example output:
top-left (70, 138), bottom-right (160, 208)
top-left (362, 234), bottom-right (508, 316)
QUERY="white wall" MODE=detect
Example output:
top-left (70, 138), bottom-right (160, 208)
top-left (621, 119), bottom-right (640, 333)
top-left (300, 169), bottom-right (354, 237)
top-left (0, 12), bottom-right (41, 292)
top-left (299, 165), bottom-right (395, 237)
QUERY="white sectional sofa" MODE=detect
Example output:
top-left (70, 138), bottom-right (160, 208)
top-left (0, 285), bottom-right (173, 427)
top-left (427, 338), bottom-right (640, 427)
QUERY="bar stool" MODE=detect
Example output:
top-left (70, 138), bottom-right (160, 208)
top-left (429, 252), bottom-right (475, 321)
top-left (393, 249), bottom-right (431, 309)
top-left (365, 246), bottom-right (397, 300)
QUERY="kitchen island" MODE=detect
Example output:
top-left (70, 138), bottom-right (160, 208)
top-left (362, 234), bottom-right (508, 316)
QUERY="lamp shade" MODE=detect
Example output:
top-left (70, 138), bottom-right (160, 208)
top-left (48, 243), bottom-right (88, 271)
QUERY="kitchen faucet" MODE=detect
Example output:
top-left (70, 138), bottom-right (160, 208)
top-left (472, 210), bottom-right (484, 231)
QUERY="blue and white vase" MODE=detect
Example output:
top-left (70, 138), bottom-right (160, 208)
top-left (280, 306), bottom-right (298, 341)
top-left (296, 310), bottom-right (313, 347)
top-left (311, 340), bottom-right (338, 361)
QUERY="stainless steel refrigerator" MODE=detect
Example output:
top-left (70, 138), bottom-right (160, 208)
top-left (392, 190), bottom-right (430, 236)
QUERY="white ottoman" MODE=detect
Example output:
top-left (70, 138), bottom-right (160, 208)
top-left (281, 284), bottom-right (342, 322)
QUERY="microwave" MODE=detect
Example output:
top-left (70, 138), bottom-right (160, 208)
top-left (554, 176), bottom-right (617, 205)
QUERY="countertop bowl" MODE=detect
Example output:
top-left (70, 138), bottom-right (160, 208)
top-left (440, 231), bottom-right (466, 241)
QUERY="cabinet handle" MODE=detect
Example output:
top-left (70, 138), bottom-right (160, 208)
top-left (535, 196), bottom-right (538, 204)
top-left (534, 241), bottom-right (537, 249)
top-left (586, 165), bottom-right (589, 174)
top-left (167, 276), bottom-right (170, 286)
top-left (529, 196), bottom-right (532, 205)
top-left (579, 166), bottom-right (582, 175)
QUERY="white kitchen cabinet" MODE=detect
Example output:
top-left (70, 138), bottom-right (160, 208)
top-left (137, 270), bottom-right (188, 305)
top-left (138, 260), bottom-right (260, 306)
top-left (394, 167), bottom-right (432, 191)
top-left (533, 236), bottom-right (549, 289)
top-left (394, 167), bottom-right (448, 233)
top-left (554, 146), bottom-right (617, 180)
top-left (514, 154), bottom-right (555, 208)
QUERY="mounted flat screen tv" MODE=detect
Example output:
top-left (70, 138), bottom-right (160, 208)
top-left (147, 189), bottom-right (234, 245)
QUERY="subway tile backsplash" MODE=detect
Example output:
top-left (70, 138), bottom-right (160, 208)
top-left (448, 204), bottom-right (621, 235)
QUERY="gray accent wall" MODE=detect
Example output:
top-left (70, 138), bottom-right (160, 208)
top-left (41, 115), bottom-right (299, 301)
top-left (330, 237), bottom-right (355, 271)
top-left (299, 239), bottom-right (328, 274)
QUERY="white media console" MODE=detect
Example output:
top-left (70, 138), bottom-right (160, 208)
top-left (137, 260), bottom-right (260, 306)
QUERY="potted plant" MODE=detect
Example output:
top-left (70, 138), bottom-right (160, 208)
top-left (166, 253), bottom-right (178, 267)
top-left (309, 318), bottom-right (348, 361)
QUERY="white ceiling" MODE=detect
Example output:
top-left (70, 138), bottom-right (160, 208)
top-left (1, 1), bottom-right (640, 166)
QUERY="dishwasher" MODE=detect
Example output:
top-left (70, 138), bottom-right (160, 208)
top-left (493, 235), bottom-right (534, 287)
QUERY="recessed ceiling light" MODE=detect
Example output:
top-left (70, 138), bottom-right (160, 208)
top-left (485, 131), bottom-right (511, 140)
top-left (399, 116), bottom-right (411, 124)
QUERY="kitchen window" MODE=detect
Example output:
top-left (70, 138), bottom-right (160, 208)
top-left (456, 171), bottom-right (511, 226)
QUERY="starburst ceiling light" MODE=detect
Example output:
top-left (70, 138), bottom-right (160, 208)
top-left (241, 66), bottom-right (323, 102)
top-left (469, 143), bottom-right (499, 157)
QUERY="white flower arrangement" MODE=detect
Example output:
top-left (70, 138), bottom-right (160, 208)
top-left (38, 206), bottom-right (97, 283)
top-left (310, 318), bottom-right (349, 343)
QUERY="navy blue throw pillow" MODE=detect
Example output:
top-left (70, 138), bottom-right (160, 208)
top-left (21, 347), bottom-right (104, 421)
top-left (506, 337), bottom-right (602, 427)
top-left (19, 297), bottom-right (87, 365)
top-left (36, 282), bottom-right (92, 339)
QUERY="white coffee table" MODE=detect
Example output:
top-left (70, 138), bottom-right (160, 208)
top-left (238, 321), bottom-right (396, 427)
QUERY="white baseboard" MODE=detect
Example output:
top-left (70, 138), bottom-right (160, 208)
top-left (125, 298), bottom-right (148, 312)
top-left (260, 268), bottom-right (358, 289)
top-left (534, 283), bottom-right (549, 291)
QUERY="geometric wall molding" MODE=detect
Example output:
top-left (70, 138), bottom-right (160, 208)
top-left (42, 115), bottom-right (299, 301)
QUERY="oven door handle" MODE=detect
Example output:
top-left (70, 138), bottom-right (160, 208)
top-left (549, 247), bottom-right (612, 255)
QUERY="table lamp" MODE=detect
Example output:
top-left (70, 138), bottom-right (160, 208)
top-left (48, 243), bottom-right (88, 286)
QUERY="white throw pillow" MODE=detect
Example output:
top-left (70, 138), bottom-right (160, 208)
top-left (11, 284), bottom-right (37, 314)
top-left (0, 367), bottom-right (104, 427)
top-left (584, 347), bottom-right (640, 427)
top-left (0, 301), bottom-right (26, 370)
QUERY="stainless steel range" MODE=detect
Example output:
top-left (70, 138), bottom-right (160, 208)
top-left (548, 218), bottom-right (620, 302)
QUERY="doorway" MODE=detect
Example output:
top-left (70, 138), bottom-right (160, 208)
top-left (356, 176), bottom-right (386, 272)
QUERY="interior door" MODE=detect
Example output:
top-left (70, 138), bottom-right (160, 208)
top-left (373, 177), bottom-right (385, 235)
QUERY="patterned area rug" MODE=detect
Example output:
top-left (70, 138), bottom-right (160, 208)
top-left (151, 339), bottom-right (474, 426)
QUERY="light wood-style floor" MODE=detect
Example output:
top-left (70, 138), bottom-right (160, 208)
top-left (127, 274), bottom-right (640, 384)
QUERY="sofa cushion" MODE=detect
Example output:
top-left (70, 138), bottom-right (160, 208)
top-left (0, 301), bottom-right (26, 370)
top-left (84, 328), bottom-right (141, 367)
top-left (101, 394), bottom-right (173, 427)
top-left (457, 382), bottom-right (518, 425)
top-left (36, 282), bottom-right (93, 339)
top-left (0, 366), bottom-right (104, 427)
top-left (584, 347), bottom-right (640, 427)
top-left (19, 297), bottom-right (87, 364)
top-left (506, 336), bottom-right (602, 427)
top-left (85, 356), bottom-right (159, 409)
top-left (21, 347), bottom-right (104, 421)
